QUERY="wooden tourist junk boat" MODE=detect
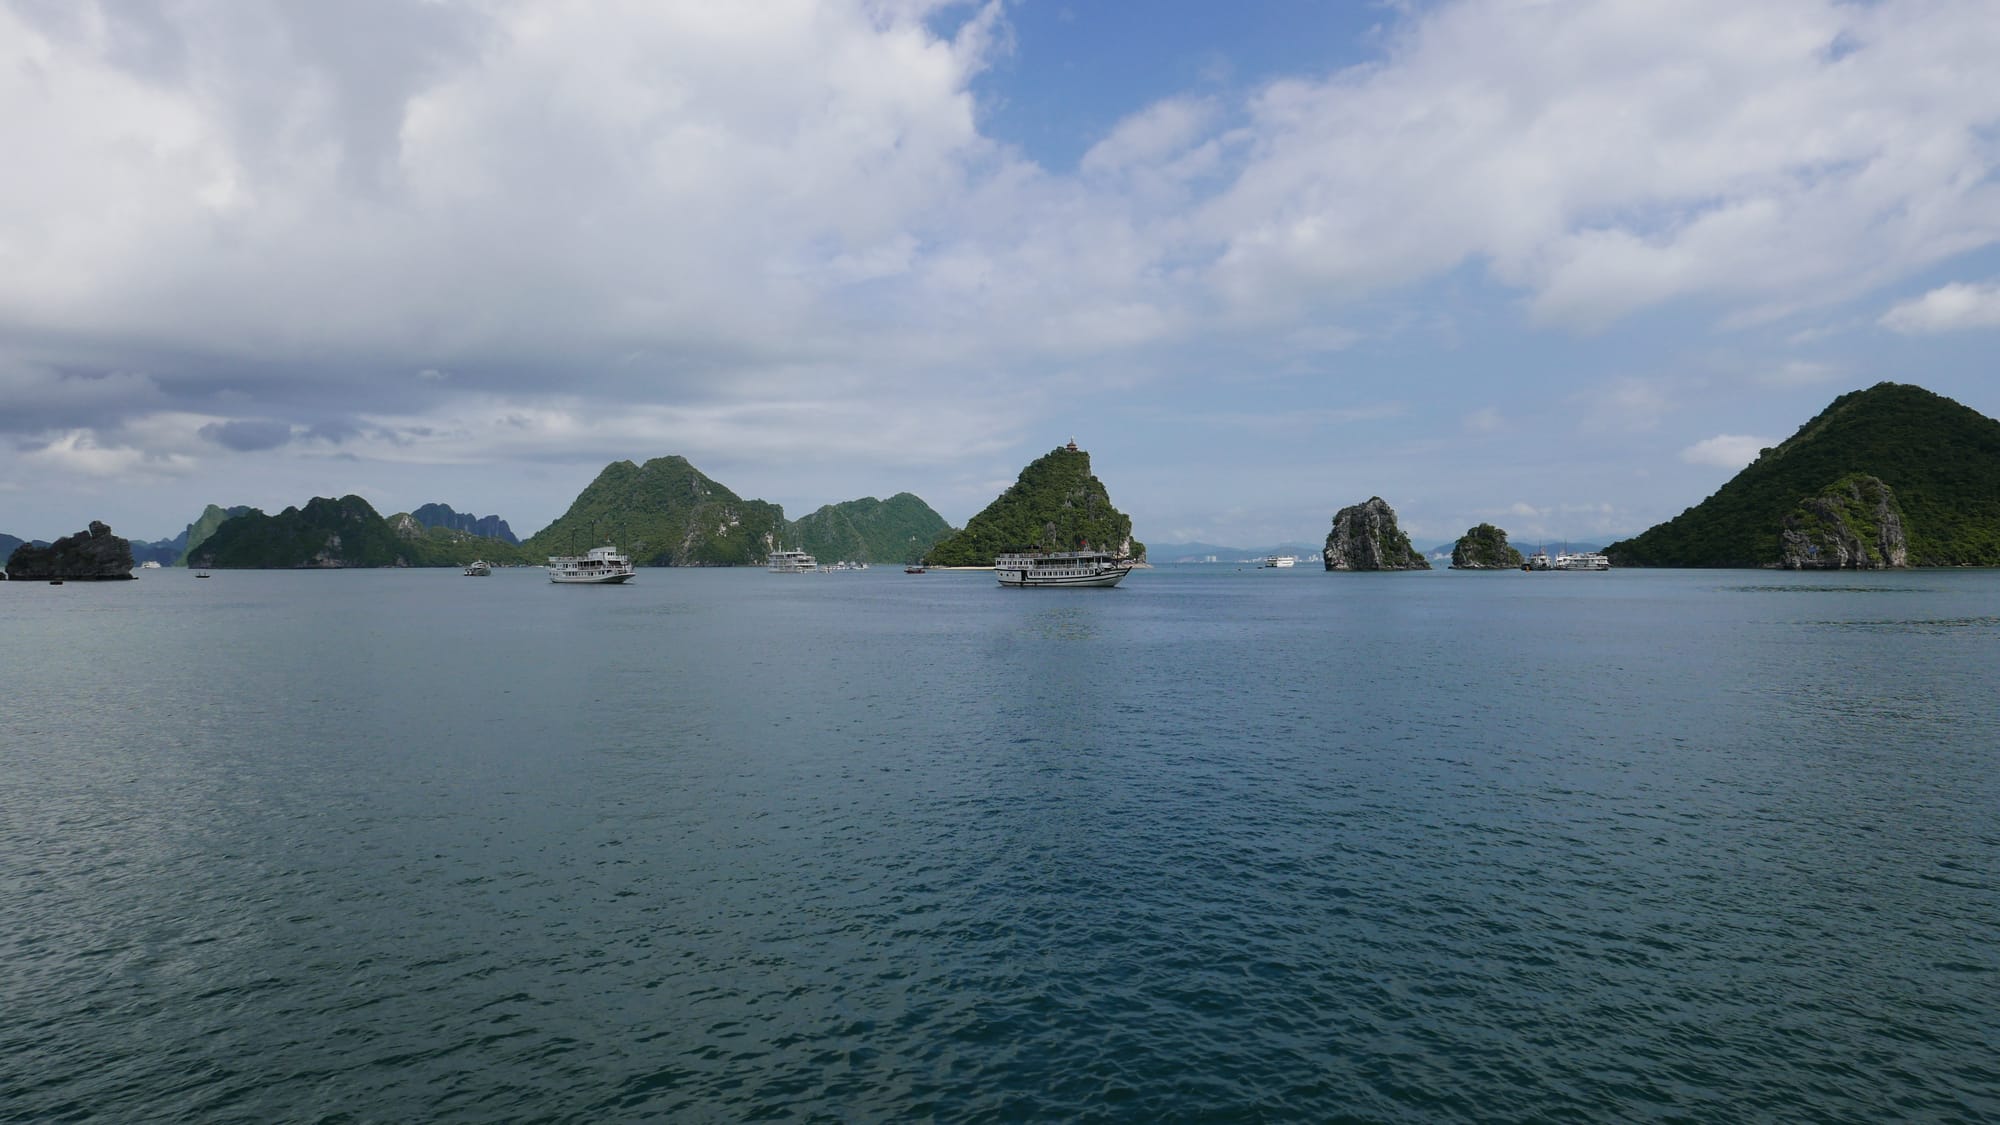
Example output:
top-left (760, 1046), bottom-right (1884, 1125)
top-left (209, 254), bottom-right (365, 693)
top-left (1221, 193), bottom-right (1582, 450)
top-left (995, 549), bottom-right (1133, 588)
top-left (548, 544), bottom-right (634, 584)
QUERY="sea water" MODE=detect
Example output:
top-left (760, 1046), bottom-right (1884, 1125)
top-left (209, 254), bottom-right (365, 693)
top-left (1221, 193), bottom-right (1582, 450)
top-left (2, 566), bottom-right (1995, 1121)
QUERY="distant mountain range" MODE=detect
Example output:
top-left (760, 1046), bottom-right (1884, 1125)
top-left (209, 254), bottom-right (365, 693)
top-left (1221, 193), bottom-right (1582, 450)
top-left (412, 503), bottom-right (519, 545)
top-left (0, 532), bottom-right (50, 561)
top-left (525, 457), bottom-right (953, 565)
top-left (168, 458), bottom-right (951, 568)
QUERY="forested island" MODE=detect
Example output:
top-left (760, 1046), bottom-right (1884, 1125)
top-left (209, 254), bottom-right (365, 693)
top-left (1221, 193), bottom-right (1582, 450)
top-left (14, 383), bottom-right (2000, 574)
top-left (923, 442), bottom-right (1141, 566)
top-left (1608, 383), bottom-right (2000, 568)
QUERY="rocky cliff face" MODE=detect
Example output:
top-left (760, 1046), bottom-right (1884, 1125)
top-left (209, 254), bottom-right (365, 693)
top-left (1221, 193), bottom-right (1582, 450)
top-left (5, 521), bottom-right (136, 580)
top-left (1450, 523), bottom-right (1524, 569)
top-left (176, 503), bottom-right (253, 565)
top-left (412, 503), bottom-right (519, 544)
top-left (1323, 497), bottom-right (1430, 571)
top-left (1777, 474), bottom-right (1909, 569)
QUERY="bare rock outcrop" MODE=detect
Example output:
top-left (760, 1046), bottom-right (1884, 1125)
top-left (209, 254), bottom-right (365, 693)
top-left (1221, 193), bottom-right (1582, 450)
top-left (5, 521), bottom-right (136, 580)
top-left (1323, 497), bottom-right (1431, 571)
top-left (1777, 475), bottom-right (1909, 569)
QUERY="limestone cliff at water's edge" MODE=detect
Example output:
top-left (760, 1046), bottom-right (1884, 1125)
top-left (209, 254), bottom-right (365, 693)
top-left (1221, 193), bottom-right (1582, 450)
top-left (1324, 498), bottom-right (1430, 571)
top-left (1777, 475), bottom-right (1909, 569)
top-left (5, 521), bottom-right (136, 580)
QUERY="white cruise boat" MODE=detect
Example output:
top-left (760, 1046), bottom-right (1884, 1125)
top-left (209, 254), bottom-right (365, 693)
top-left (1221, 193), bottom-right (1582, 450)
top-left (463, 560), bottom-right (491, 576)
top-left (548, 544), bottom-right (634, 584)
top-left (1554, 550), bottom-right (1611, 571)
top-left (767, 548), bottom-right (818, 573)
top-left (1524, 548), bottom-right (1555, 571)
top-left (140, 560), bottom-right (162, 569)
top-left (995, 549), bottom-right (1134, 588)
top-left (1262, 555), bottom-right (1297, 568)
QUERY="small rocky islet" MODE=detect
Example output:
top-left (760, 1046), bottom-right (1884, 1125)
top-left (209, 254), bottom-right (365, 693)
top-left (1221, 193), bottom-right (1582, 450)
top-left (1322, 497), bottom-right (1430, 571)
top-left (1449, 524), bottom-right (1524, 570)
top-left (4, 521), bottom-right (137, 581)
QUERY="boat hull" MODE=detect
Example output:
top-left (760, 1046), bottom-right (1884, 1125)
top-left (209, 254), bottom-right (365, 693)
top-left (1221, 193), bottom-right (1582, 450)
top-left (997, 567), bottom-right (1131, 588)
top-left (549, 571), bottom-right (633, 584)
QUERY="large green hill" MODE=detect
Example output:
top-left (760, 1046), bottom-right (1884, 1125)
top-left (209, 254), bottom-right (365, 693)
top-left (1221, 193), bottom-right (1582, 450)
top-left (174, 503), bottom-right (254, 565)
top-left (924, 443), bottom-right (1142, 566)
top-left (192, 496), bottom-right (416, 568)
top-left (179, 496), bottom-right (536, 568)
top-left (785, 493), bottom-right (951, 564)
top-left (522, 456), bottom-right (785, 566)
top-left (1607, 383), bottom-right (2000, 567)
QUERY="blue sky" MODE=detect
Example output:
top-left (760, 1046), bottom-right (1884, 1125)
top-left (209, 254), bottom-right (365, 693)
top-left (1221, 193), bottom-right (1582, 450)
top-left (4, 0), bottom-right (1999, 550)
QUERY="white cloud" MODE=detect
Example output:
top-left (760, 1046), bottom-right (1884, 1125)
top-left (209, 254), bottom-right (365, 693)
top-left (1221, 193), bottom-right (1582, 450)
top-left (1680, 433), bottom-right (1773, 469)
top-left (1199, 0), bottom-right (2000, 327)
top-left (21, 429), bottom-right (196, 479)
top-left (1880, 280), bottom-right (2000, 334)
top-left (5, 0), bottom-right (2000, 538)
top-left (1080, 97), bottom-right (1220, 181)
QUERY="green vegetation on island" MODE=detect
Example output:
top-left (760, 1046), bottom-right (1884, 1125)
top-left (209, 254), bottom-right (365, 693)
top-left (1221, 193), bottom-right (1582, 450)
top-left (1450, 523), bottom-right (1524, 569)
top-left (177, 503), bottom-right (254, 566)
top-left (923, 443), bottom-right (1141, 566)
top-left (521, 456), bottom-right (786, 566)
top-left (192, 496), bottom-right (419, 568)
top-left (1607, 383), bottom-right (2000, 567)
top-left (786, 493), bottom-right (952, 564)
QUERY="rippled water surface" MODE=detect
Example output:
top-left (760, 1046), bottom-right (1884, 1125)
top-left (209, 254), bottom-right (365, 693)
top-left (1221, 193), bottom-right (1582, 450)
top-left (4, 566), bottom-right (1997, 1121)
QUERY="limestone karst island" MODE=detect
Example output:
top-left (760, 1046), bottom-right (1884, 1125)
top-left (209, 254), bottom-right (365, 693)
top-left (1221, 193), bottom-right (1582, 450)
top-left (9, 382), bottom-right (2000, 579)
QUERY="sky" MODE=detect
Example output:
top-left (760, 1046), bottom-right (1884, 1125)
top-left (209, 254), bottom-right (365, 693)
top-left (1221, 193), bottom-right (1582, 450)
top-left (4, 0), bottom-right (1999, 550)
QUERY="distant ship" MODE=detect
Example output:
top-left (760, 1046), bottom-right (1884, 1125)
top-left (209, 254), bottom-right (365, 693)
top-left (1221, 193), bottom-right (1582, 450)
top-left (1555, 550), bottom-right (1611, 571)
top-left (1262, 555), bottom-right (1297, 568)
top-left (996, 549), bottom-right (1133, 588)
top-left (768, 548), bottom-right (818, 573)
top-left (139, 560), bottom-right (162, 569)
top-left (548, 544), bottom-right (634, 584)
top-left (463, 560), bottom-right (491, 576)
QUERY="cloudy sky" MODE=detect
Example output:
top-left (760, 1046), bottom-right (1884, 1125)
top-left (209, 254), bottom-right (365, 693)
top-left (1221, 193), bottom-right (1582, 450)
top-left (5, 0), bottom-right (1999, 549)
